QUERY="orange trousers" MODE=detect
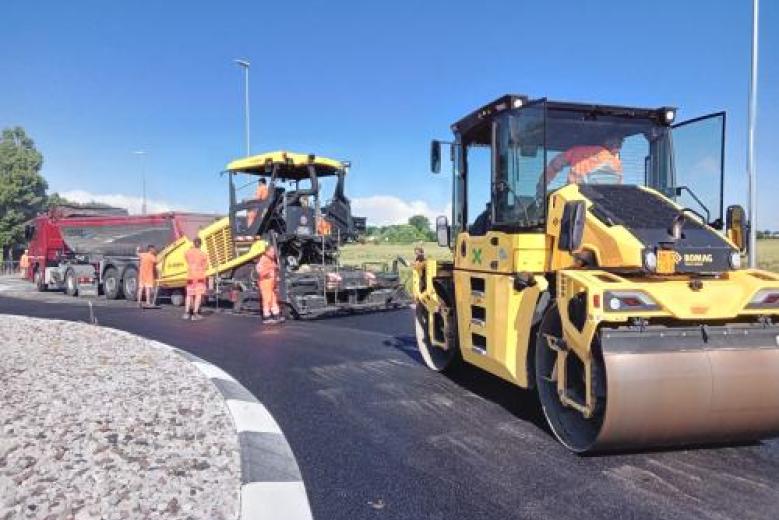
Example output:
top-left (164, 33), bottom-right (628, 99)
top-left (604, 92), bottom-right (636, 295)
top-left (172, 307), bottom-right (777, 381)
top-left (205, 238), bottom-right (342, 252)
top-left (259, 278), bottom-right (279, 317)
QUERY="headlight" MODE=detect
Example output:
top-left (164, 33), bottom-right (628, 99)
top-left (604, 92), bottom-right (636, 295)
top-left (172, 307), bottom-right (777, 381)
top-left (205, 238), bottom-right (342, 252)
top-left (603, 290), bottom-right (660, 312)
top-left (747, 289), bottom-right (779, 309)
top-left (729, 251), bottom-right (742, 270)
top-left (643, 250), bottom-right (657, 272)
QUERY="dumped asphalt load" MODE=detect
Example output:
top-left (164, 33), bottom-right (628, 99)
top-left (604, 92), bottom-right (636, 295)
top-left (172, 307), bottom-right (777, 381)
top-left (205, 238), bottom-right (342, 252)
top-left (0, 315), bottom-right (240, 520)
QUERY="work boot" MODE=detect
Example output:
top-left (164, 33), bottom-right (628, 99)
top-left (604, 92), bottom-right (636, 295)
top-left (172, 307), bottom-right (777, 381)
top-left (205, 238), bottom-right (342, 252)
top-left (181, 313), bottom-right (190, 320)
top-left (191, 314), bottom-right (203, 321)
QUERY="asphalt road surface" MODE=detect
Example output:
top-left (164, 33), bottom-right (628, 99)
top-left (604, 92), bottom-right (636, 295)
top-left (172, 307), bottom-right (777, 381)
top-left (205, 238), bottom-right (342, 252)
top-left (1, 287), bottom-right (778, 520)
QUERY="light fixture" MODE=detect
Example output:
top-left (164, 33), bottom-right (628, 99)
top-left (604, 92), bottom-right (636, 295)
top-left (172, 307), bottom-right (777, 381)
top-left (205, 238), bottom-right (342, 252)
top-left (643, 250), bottom-right (658, 272)
top-left (729, 251), bottom-right (742, 270)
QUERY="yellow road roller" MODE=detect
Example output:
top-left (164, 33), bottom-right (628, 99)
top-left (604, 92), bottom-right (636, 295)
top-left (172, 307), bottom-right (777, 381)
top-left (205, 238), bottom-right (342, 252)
top-left (414, 94), bottom-right (779, 453)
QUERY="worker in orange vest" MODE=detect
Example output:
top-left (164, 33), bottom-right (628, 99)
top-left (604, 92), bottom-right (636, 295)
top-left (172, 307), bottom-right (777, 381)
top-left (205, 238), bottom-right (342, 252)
top-left (183, 237), bottom-right (209, 321)
top-left (256, 245), bottom-right (284, 324)
top-left (137, 244), bottom-right (157, 308)
top-left (19, 249), bottom-right (29, 278)
top-left (316, 215), bottom-right (332, 236)
top-left (543, 136), bottom-right (624, 186)
top-left (247, 178), bottom-right (270, 228)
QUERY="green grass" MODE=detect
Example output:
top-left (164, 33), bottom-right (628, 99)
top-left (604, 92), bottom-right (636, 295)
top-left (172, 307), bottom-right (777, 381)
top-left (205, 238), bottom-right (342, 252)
top-left (758, 240), bottom-right (779, 273)
top-left (339, 241), bottom-right (452, 291)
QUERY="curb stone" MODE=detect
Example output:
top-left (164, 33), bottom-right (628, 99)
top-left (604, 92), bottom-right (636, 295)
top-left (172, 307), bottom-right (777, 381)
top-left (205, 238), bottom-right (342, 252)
top-left (96, 328), bottom-right (314, 520)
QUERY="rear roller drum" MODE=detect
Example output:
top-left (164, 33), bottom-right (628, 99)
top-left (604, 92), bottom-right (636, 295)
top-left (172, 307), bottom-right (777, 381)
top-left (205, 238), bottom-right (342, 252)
top-left (414, 305), bottom-right (460, 372)
top-left (535, 304), bottom-right (606, 453)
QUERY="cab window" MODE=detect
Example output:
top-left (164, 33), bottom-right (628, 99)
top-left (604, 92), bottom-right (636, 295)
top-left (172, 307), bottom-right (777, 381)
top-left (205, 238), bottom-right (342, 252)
top-left (493, 104), bottom-right (546, 229)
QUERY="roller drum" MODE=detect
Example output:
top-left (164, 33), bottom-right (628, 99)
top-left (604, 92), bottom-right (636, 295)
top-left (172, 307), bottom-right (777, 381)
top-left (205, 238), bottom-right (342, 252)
top-left (540, 324), bottom-right (779, 453)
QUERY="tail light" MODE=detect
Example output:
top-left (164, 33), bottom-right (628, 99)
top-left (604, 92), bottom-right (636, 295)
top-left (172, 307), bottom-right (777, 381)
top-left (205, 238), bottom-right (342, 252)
top-left (747, 289), bottom-right (779, 309)
top-left (603, 290), bottom-right (660, 312)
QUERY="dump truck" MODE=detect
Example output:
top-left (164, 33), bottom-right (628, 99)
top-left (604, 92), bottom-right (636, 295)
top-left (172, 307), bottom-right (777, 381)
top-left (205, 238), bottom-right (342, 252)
top-left (24, 205), bottom-right (218, 299)
top-left (189, 150), bottom-right (406, 317)
top-left (414, 94), bottom-right (779, 453)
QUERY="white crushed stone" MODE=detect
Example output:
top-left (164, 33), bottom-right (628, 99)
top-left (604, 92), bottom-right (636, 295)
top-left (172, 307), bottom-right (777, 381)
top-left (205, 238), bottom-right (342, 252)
top-left (0, 315), bottom-right (240, 520)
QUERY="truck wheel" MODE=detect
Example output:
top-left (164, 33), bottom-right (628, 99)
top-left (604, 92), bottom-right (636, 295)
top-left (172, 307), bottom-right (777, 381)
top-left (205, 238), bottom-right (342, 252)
top-left (170, 290), bottom-right (185, 307)
top-left (123, 267), bottom-right (138, 302)
top-left (103, 267), bottom-right (122, 300)
top-left (65, 269), bottom-right (78, 297)
top-left (34, 269), bottom-right (47, 292)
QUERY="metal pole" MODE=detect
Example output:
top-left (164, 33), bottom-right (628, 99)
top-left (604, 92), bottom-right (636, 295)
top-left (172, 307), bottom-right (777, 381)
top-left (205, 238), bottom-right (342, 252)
top-left (234, 59), bottom-right (251, 156)
top-left (747, 0), bottom-right (759, 267)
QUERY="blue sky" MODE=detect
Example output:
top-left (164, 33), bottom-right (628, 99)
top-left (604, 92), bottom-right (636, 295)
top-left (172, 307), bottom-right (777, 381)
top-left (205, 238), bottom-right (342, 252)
top-left (1, 0), bottom-right (777, 227)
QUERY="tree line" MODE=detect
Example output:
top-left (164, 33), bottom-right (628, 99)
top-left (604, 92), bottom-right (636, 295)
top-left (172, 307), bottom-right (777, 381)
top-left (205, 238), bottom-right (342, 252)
top-left (364, 215), bottom-right (436, 244)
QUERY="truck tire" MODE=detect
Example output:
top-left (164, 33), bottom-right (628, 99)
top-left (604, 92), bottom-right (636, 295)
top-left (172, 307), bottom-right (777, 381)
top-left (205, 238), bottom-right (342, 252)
top-left (103, 267), bottom-right (122, 300)
top-left (34, 268), bottom-right (47, 292)
top-left (123, 267), bottom-right (138, 302)
top-left (170, 290), bottom-right (185, 307)
top-left (65, 269), bottom-right (78, 297)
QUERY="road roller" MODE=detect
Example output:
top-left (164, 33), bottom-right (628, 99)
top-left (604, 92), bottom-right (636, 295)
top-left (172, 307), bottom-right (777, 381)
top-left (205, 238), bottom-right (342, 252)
top-left (413, 94), bottom-right (779, 453)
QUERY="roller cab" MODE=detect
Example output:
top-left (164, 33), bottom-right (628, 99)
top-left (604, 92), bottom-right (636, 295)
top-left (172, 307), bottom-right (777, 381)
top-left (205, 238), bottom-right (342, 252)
top-left (414, 94), bottom-right (779, 453)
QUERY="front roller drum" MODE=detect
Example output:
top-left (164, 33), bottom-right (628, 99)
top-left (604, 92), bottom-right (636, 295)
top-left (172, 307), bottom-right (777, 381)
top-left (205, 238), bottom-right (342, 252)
top-left (537, 316), bottom-right (779, 453)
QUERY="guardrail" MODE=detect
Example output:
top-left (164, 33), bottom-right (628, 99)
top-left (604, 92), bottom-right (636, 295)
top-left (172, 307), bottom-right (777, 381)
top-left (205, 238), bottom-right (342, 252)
top-left (0, 261), bottom-right (21, 276)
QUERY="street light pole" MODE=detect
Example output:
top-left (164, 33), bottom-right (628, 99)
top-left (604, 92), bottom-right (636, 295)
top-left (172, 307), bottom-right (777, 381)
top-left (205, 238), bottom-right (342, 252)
top-left (133, 151), bottom-right (147, 215)
top-left (747, 0), bottom-right (760, 267)
top-left (234, 59), bottom-right (251, 156)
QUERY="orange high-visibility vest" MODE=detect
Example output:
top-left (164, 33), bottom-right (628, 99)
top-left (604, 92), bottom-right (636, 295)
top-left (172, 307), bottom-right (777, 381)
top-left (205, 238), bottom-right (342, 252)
top-left (564, 146), bottom-right (622, 179)
top-left (256, 254), bottom-right (278, 281)
top-left (184, 247), bottom-right (208, 281)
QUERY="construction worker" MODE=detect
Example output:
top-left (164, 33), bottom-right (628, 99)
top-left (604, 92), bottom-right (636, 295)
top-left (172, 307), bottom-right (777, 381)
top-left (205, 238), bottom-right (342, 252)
top-left (543, 136), bottom-right (624, 186)
top-left (19, 249), bottom-right (29, 278)
top-left (413, 246), bottom-right (426, 267)
top-left (256, 245), bottom-right (284, 324)
top-left (183, 237), bottom-right (208, 321)
top-left (137, 244), bottom-right (157, 308)
top-left (247, 178), bottom-right (270, 227)
top-left (316, 215), bottom-right (332, 236)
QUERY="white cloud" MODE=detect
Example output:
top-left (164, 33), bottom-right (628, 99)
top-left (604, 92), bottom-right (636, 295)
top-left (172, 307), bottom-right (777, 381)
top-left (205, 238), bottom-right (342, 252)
top-left (58, 190), bottom-right (187, 215)
top-left (352, 195), bottom-right (449, 227)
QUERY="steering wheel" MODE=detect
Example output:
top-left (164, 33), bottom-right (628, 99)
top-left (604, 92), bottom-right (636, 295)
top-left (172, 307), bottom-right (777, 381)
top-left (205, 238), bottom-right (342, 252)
top-left (495, 180), bottom-right (532, 224)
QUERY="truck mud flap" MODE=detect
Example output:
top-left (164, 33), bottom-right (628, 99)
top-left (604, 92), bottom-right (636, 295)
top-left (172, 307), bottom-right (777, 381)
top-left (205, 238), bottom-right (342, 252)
top-left (593, 325), bottom-right (779, 451)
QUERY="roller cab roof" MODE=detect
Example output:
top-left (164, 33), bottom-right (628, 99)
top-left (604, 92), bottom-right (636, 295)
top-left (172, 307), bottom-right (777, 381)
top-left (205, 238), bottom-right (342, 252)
top-left (453, 94), bottom-right (676, 145)
top-left (226, 150), bottom-right (347, 180)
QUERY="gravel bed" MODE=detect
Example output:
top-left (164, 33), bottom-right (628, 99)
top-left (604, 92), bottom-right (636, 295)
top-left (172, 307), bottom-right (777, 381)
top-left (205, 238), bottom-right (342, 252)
top-left (0, 315), bottom-right (240, 520)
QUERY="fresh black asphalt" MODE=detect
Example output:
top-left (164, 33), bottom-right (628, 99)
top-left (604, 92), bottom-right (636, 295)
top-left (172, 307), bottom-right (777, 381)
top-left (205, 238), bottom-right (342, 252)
top-left (2, 293), bottom-right (778, 520)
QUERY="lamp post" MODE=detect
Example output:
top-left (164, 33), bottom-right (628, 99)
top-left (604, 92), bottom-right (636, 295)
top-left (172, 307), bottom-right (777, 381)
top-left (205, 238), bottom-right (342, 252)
top-left (747, 0), bottom-right (759, 267)
top-left (133, 150), bottom-right (147, 215)
top-left (234, 59), bottom-right (251, 156)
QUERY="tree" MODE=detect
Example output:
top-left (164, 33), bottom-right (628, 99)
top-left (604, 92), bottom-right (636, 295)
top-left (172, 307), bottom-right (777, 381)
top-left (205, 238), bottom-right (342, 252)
top-left (407, 215), bottom-right (435, 241)
top-left (45, 192), bottom-right (72, 209)
top-left (0, 127), bottom-right (47, 259)
top-left (408, 214), bottom-right (431, 233)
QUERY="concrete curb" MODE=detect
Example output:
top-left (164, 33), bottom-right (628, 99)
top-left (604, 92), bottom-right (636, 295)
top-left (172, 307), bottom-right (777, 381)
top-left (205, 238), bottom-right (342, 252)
top-left (97, 327), bottom-right (313, 520)
top-left (172, 348), bottom-right (314, 520)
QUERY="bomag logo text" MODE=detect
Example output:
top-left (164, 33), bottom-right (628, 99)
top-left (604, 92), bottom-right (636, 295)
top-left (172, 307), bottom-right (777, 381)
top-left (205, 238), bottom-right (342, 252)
top-left (683, 253), bottom-right (713, 266)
